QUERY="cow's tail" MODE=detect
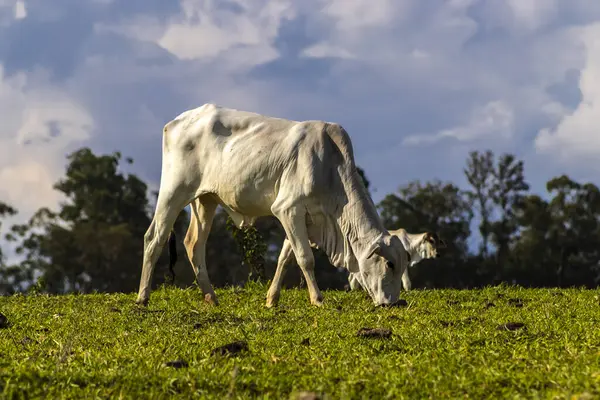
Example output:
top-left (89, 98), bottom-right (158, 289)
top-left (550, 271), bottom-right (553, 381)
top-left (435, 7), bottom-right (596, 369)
top-left (168, 230), bottom-right (178, 284)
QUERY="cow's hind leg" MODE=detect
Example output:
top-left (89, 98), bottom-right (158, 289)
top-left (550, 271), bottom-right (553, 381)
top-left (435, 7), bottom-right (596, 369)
top-left (184, 197), bottom-right (218, 305)
top-left (272, 206), bottom-right (323, 306)
top-left (265, 238), bottom-right (294, 308)
top-left (136, 188), bottom-right (192, 306)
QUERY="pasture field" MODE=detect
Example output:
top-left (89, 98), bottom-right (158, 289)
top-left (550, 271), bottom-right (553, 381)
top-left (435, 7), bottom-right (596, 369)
top-left (1, 284), bottom-right (599, 399)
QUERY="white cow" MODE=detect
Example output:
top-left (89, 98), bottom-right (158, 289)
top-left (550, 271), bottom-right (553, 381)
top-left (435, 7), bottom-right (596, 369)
top-left (347, 229), bottom-right (446, 292)
top-left (136, 103), bottom-right (407, 307)
top-left (265, 228), bottom-right (446, 306)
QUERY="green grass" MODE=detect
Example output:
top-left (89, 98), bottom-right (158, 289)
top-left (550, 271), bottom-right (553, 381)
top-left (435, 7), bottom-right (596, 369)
top-left (1, 284), bottom-right (600, 399)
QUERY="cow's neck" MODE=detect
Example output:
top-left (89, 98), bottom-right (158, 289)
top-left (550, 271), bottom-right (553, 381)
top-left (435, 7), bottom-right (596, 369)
top-left (338, 170), bottom-right (385, 257)
top-left (395, 231), bottom-right (416, 252)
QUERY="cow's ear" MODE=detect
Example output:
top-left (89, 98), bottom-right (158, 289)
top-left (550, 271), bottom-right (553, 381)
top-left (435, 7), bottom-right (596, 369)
top-left (389, 234), bottom-right (403, 250)
top-left (365, 242), bottom-right (381, 259)
top-left (424, 232), bottom-right (438, 243)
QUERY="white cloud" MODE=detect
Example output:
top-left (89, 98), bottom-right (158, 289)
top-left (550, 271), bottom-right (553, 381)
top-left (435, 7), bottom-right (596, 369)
top-left (301, 42), bottom-right (355, 59)
top-left (13, 0), bottom-right (25, 19)
top-left (303, 0), bottom-right (481, 90)
top-left (475, 0), bottom-right (560, 34)
top-left (321, 0), bottom-right (398, 31)
top-left (403, 101), bottom-right (515, 146)
top-left (505, 0), bottom-right (559, 31)
top-left (156, 0), bottom-right (295, 68)
top-left (99, 0), bottom-right (299, 73)
top-left (297, 0), bottom-right (409, 65)
top-left (0, 65), bottom-right (94, 221)
top-left (535, 23), bottom-right (600, 164)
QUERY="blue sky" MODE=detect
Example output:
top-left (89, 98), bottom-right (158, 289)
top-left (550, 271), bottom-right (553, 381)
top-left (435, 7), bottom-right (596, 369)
top-left (1, 0), bottom-right (600, 242)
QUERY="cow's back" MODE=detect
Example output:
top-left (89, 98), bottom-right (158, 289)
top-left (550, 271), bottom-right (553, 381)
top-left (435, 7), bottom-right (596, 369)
top-left (163, 104), bottom-right (356, 218)
top-left (197, 105), bottom-right (349, 191)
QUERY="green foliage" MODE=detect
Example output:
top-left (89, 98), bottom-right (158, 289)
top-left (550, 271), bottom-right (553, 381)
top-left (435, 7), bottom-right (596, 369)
top-left (356, 166), bottom-right (370, 191)
top-left (512, 175), bottom-right (600, 287)
top-left (225, 218), bottom-right (267, 282)
top-left (0, 201), bottom-right (16, 263)
top-left (464, 151), bottom-right (529, 260)
top-left (464, 150), bottom-right (495, 257)
top-left (1, 148), bottom-right (162, 294)
top-left (0, 202), bottom-right (26, 294)
top-left (27, 276), bottom-right (47, 295)
top-left (0, 201), bottom-right (16, 221)
top-left (1, 286), bottom-right (599, 398)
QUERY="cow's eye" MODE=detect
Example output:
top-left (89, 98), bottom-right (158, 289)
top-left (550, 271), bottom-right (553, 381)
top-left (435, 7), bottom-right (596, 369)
top-left (386, 261), bottom-right (394, 269)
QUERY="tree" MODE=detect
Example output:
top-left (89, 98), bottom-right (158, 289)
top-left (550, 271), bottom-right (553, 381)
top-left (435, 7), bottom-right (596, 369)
top-left (0, 202), bottom-right (18, 293)
top-left (511, 194), bottom-right (555, 285)
top-left (464, 151), bottom-right (529, 283)
top-left (512, 176), bottom-right (600, 287)
top-left (357, 166), bottom-right (370, 192)
top-left (0, 201), bottom-right (16, 263)
top-left (464, 150), bottom-right (494, 257)
top-left (5, 148), bottom-right (176, 294)
top-left (545, 176), bottom-right (600, 286)
top-left (488, 154), bottom-right (529, 277)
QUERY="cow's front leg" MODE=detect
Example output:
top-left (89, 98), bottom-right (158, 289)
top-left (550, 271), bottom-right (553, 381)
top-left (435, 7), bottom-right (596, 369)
top-left (266, 238), bottom-right (294, 308)
top-left (273, 206), bottom-right (323, 306)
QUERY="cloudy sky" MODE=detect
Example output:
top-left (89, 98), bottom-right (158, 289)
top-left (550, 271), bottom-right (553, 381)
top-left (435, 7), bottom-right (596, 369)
top-left (1, 0), bottom-right (600, 235)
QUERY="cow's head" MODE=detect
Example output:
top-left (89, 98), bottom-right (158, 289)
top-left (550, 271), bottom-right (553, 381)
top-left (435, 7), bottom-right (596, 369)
top-left (409, 232), bottom-right (447, 265)
top-left (356, 234), bottom-right (406, 306)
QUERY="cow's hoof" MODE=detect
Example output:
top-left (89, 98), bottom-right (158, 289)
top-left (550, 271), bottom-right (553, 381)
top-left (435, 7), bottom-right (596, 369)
top-left (135, 297), bottom-right (149, 307)
top-left (265, 301), bottom-right (276, 308)
top-left (265, 299), bottom-right (279, 308)
top-left (311, 297), bottom-right (324, 307)
top-left (204, 293), bottom-right (219, 306)
top-left (265, 293), bottom-right (280, 308)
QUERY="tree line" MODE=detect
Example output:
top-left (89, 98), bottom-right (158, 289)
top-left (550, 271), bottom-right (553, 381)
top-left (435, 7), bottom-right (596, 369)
top-left (1, 147), bottom-right (599, 295)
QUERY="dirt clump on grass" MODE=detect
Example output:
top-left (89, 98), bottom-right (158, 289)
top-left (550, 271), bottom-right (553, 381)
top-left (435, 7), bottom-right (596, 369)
top-left (507, 298), bottom-right (524, 307)
top-left (497, 322), bottom-right (526, 331)
top-left (20, 336), bottom-right (36, 345)
top-left (357, 327), bottom-right (392, 338)
top-left (164, 360), bottom-right (188, 369)
top-left (0, 313), bottom-right (8, 329)
top-left (211, 340), bottom-right (249, 357)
